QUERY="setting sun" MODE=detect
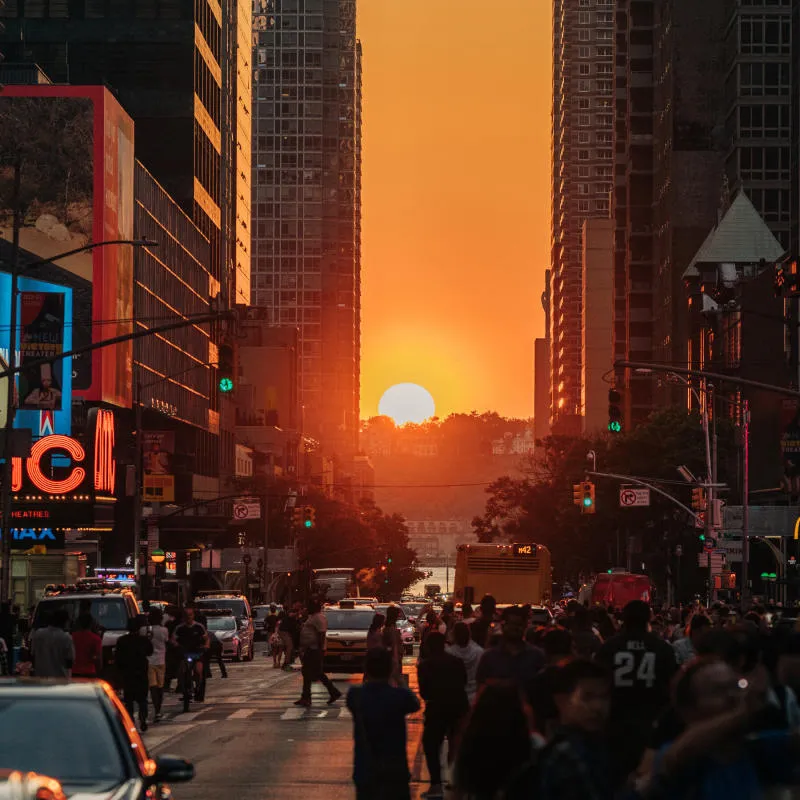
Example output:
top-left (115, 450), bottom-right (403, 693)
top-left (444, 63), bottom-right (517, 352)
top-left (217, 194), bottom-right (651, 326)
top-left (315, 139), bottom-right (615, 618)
top-left (378, 383), bottom-right (436, 426)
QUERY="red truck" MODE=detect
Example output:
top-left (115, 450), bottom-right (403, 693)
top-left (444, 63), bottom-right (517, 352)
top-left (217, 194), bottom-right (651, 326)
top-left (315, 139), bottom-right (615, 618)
top-left (591, 570), bottom-right (651, 609)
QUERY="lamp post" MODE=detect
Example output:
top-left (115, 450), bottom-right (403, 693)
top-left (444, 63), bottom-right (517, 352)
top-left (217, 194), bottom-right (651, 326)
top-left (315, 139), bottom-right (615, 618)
top-left (0, 222), bottom-right (157, 603)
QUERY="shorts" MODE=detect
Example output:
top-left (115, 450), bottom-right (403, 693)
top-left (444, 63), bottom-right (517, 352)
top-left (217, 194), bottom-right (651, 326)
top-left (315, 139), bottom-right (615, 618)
top-left (148, 663), bottom-right (166, 688)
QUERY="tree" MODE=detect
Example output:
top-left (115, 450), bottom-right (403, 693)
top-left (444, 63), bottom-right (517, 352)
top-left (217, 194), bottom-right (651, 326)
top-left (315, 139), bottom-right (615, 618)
top-left (472, 406), bottom-right (738, 590)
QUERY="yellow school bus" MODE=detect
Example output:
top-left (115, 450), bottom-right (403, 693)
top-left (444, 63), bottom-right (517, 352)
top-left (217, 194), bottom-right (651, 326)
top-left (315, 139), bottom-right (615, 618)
top-left (453, 543), bottom-right (552, 606)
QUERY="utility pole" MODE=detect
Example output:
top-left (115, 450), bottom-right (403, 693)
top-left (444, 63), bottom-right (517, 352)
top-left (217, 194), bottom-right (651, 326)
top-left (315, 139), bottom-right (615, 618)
top-left (703, 383), bottom-right (716, 605)
top-left (133, 382), bottom-right (143, 591)
top-left (0, 161), bottom-right (21, 603)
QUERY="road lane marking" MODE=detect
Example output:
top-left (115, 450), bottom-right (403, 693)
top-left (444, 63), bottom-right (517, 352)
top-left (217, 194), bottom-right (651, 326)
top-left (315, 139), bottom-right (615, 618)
top-left (228, 708), bottom-right (255, 719)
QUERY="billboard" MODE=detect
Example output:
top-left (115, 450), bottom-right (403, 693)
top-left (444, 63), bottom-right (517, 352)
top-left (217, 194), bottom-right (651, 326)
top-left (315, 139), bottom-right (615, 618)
top-left (0, 86), bottom-right (135, 408)
top-left (142, 430), bottom-right (175, 502)
top-left (0, 273), bottom-right (73, 437)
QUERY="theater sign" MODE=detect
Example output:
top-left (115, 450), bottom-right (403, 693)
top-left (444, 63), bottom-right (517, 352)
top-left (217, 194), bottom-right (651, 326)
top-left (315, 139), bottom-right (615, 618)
top-left (4, 408), bottom-right (117, 538)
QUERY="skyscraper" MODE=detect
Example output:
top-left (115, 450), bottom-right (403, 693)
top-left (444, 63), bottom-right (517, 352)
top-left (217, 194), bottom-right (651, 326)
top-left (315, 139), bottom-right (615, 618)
top-left (551, 0), bottom-right (615, 435)
top-left (251, 0), bottom-right (362, 457)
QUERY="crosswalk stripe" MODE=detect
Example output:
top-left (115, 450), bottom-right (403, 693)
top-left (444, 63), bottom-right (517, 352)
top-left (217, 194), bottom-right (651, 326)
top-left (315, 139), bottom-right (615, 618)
top-left (280, 706), bottom-right (307, 720)
top-left (228, 708), bottom-right (255, 719)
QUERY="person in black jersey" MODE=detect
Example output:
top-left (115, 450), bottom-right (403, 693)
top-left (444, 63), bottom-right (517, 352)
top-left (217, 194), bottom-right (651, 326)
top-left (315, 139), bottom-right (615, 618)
top-left (595, 600), bottom-right (677, 788)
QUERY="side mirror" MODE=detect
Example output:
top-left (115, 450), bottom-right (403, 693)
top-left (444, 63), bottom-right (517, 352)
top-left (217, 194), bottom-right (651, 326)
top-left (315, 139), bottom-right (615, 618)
top-left (151, 755), bottom-right (194, 785)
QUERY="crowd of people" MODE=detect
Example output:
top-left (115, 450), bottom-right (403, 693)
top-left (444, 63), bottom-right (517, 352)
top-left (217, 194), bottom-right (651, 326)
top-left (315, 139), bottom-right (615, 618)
top-left (346, 595), bottom-right (800, 800)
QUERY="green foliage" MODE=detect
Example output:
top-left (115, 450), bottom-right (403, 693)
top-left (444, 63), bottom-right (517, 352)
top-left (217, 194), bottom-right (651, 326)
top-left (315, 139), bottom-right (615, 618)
top-left (472, 406), bottom-right (738, 582)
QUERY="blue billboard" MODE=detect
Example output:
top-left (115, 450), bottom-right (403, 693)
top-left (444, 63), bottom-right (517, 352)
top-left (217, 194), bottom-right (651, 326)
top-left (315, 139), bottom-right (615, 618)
top-left (0, 273), bottom-right (73, 437)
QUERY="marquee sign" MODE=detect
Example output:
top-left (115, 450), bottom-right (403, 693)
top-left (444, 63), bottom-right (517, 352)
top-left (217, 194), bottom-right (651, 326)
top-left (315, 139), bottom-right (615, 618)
top-left (3, 409), bottom-right (117, 532)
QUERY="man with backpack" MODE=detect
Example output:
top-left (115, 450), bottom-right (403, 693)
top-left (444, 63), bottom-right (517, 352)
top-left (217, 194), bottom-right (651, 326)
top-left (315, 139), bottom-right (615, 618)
top-left (294, 598), bottom-right (342, 707)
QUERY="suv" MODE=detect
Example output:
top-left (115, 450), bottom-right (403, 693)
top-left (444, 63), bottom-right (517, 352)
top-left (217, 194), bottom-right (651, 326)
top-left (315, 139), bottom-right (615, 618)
top-left (31, 588), bottom-right (139, 677)
top-left (193, 593), bottom-right (254, 661)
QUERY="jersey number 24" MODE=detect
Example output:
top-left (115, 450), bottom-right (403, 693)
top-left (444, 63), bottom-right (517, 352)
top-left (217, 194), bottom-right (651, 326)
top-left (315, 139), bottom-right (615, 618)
top-left (613, 651), bottom-right (656, 688)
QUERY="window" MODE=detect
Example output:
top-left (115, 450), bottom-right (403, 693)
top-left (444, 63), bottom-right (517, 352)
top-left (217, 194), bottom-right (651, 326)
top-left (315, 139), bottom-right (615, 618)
top-left (597, 46), bottom-right (612, 57)
top-left (579, 63), bottom-right (591, 76)
top-left (579, 132), bottom-right (590, 144)
top-left (579, 46), bottom-right (590, 58)
top-left (580, 114), bottom-right (590, 126)
top-left (578, 149), bottom-right (590, 160)
top-left (579, 29), bottom-right (590, 41)
top-left (579, 183), bottom-right (590, 194)
top-left (596, 11), bottom-right (613, 24)
top-left (578, 11), bottom-right (590, 24)
top-left (597, 132), bottom-right (612, 144)
top-left (579, 166), bottom-right (590, 177)
top-left (579, 199), bottom-right (590, 212)
top-left (578, 80), bottom-right (592, 92)
top-left (579, 99), bottom-right (590, 109)
top-left (595, 198), bottom-right (610, 212)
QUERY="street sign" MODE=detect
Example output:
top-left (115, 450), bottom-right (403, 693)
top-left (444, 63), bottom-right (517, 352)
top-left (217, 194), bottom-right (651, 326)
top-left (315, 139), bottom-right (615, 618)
top-left (619, 488), bottom-right (650, 508)
top-left (232, 497), bottom-right (261, 521)
top-left (717, 537), bottom-right (743, 563)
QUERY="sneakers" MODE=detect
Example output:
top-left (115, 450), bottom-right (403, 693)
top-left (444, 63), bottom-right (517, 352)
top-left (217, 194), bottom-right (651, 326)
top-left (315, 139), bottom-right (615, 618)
top-left (327, 689), bottom-right (343, 705)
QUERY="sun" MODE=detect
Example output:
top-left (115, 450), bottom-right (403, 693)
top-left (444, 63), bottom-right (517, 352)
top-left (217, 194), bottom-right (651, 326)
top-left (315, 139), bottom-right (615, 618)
top-left (378, 383), bottom-right (436, 426)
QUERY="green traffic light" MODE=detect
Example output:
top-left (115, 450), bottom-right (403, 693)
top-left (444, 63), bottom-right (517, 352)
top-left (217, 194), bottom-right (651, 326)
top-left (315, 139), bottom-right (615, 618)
top-left (219, 377), bottom-right (234, 393)
top-left (304, 520), bottom-right (313, 528)
top-left (699, 533), bottom-right (706, 541)
top-left (583, 497), bottom-right (593, 507)
top-left (608, 421), bottom-right (622, 433)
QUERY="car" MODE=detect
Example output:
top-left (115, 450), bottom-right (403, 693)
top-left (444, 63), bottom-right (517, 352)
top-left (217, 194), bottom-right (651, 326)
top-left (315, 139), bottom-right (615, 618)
top-left (323, 604), bottom-right (374, 672)
top-left (342, 597), bottom-right (378, 607)
top-left (0, 680), bottom-right (194, 799)
top-left (137, 600), bottom-right (168, 616)
top-left (252, 604), bottom-right (280, 640)
top-left (205, 609), bottom-right (250, 660)
top-left (375, 604), bottom-right (415, 655)
top-left (31, 589), bottom-right (139, 680)
top-left (193, 592), bottom-right (255, 661)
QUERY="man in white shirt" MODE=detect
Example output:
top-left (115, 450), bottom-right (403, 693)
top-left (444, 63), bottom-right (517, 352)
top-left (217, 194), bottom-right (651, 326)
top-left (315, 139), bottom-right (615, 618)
top-left (141, 608), bottom-right (170, 722)
top-left (295, 598), bottom-right (342, 707)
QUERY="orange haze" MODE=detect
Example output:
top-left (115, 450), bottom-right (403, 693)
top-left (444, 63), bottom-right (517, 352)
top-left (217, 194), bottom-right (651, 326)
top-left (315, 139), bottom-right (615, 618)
top-left (357, 1), bottom-right (552, 421)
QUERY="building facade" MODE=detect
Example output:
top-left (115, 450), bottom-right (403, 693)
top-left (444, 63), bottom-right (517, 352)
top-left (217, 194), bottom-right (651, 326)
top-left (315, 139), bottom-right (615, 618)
top-left (581, 218), bottom-right (614, 434)
top-left (251, 0), bottom-right (362, 457)
top-left (551, 0), bottom-right (615, 434)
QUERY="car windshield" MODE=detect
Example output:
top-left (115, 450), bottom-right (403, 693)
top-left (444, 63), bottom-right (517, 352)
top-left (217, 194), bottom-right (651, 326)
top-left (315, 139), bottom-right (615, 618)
top-left (253, 607), bottom-right (273, 619)
top-left (401, 603), bottom-right (426, 616)
top-left (207, 616), bottom-right (237, 632)
top-left (325, 611), bottom-right (373, 630)
top-left (33, 598), bottom-right (128, 632)
top-left (375, 605), bottom-right (407, 621)
top-left (196, 599), bottom-right (248, 618)
top-left (0, 697), bottom-right (127, 789)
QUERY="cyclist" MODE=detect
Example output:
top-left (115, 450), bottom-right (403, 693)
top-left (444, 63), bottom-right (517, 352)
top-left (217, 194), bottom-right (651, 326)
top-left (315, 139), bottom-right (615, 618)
top-left (172, 606), bottom-right (209, 701)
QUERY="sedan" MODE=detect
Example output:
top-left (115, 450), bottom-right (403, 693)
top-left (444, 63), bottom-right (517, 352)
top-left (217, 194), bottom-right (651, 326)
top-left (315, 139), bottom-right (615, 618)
top-left (0, 680), bottom-right (194, 799)
top-left (375, 605), bottom-right (415, 655)
top-left (207, 613), bottom-right (251, 660)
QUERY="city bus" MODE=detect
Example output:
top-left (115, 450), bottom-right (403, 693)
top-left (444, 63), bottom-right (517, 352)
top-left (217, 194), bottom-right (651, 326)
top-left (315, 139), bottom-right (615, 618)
top-left (453, 543), bottom-right (552, 606)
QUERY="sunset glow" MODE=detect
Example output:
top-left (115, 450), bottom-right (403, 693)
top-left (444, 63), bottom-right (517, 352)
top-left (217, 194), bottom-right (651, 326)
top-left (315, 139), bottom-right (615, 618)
top-left (357, 1), bottom-right (551, 420)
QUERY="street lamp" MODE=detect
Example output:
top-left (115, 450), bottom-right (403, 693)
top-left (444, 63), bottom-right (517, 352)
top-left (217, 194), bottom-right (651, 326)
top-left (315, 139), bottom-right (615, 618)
top-left (0, 236), bottom-right (158, 603)
top-left (150, 549), bottom-right (166, 564)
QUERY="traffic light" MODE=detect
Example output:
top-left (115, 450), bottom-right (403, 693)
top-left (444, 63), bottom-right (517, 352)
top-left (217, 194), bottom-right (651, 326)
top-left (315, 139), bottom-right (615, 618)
top-left (302, 506), bottom-right (316, 529)
top-left (581, 481), bottom-right (596, 515)
top-left (572, 483), bottom-right (583, 508)
top-left (217, 343), bottom-right (235, 393)
top-left (691, 487), bottom-right (707, 511)
top-left (608, 388), bottom-right (622, 433)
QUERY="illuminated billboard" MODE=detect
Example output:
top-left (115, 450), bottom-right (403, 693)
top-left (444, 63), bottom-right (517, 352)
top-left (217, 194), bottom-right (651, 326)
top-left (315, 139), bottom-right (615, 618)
top-left (0, 273), bottom-right (73, 437)
top-left (0, 86), bottom-right (135, 408)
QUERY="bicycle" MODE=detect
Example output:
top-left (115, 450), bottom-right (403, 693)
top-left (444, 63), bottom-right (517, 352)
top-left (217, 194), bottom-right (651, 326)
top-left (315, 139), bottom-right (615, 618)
top-left (178, 652), bottom-right (205, 713)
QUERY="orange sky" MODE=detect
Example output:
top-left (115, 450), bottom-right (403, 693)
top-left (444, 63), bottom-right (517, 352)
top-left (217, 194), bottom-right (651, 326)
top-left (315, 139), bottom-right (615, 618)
top-left (357, 1), bottom-right (552, 421)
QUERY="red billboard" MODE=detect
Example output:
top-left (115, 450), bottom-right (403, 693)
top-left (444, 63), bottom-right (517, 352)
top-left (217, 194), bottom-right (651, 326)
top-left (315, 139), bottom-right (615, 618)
top-left (0, 86), bottom-right (135, 408)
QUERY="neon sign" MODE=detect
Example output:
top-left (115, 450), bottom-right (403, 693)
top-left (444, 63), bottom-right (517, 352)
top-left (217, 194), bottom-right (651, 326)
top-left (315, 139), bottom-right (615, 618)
top-left (10, 409), bottom-right (116, 498)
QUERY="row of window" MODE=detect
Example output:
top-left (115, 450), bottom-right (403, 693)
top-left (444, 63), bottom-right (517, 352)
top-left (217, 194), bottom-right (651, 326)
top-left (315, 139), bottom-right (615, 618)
top-left (577, 10), bottom-right (613, 24)
top-left (578, 63), bottom-right (613, 76)
top-left (577, 45), bottom-right (613, 58)
top-left (738, 17), bottom-right (791, 55)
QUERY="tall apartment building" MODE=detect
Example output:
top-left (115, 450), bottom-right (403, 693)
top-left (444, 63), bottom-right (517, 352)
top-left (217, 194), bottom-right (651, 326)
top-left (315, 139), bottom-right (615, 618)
top-left (0, 0), bottom-right (253, 486)
top-left (652, 1), bottom-right (727, 408)
top-left (251, 0), bottom-right (362, 457)
top-left (613, 0), bottom-right (656, 429)
top-left (725, 0), bottom-right (792, 250)
top-left (551, 0), bottom-right (615, 435)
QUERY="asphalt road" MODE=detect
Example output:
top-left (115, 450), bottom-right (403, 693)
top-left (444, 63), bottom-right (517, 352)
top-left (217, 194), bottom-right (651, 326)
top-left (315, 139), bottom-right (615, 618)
top-left (143, 647), bottom-right (435, 800)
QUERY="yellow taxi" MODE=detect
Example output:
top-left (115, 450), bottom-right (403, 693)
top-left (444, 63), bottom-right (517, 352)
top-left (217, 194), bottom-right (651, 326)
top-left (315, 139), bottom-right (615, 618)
top-left (323, 601), bottom-right (375, 672)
